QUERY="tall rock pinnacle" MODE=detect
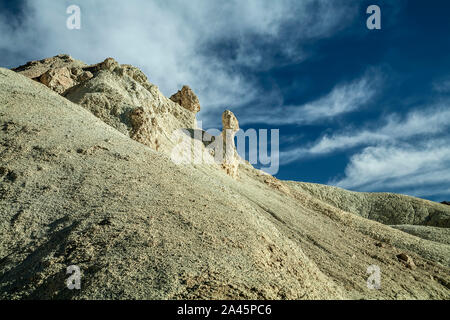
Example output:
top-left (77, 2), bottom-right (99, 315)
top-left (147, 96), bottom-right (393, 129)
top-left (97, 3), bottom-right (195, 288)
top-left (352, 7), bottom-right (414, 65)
top-left (170, 85), bottom-right (201, 113)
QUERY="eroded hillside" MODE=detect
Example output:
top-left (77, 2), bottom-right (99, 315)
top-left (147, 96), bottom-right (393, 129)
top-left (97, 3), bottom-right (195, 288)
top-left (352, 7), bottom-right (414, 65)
top-left (0, 56), bottom-right (449, 299)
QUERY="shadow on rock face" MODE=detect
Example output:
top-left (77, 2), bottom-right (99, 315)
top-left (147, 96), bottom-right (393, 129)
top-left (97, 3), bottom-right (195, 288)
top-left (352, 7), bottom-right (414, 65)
top-left (182, 128), bottom-right (216, 148)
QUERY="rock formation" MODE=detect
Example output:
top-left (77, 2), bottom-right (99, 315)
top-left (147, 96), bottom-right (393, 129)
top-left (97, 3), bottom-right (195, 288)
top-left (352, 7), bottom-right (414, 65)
top-left (39, 67), bottom-right (75, 94)
top-left (12, 54), bottom-right (92, 93)
top-left (397, 253), bottom-right (416, 269)
top-left (12, 54), bottom-right (84, 79)
top-left (170, 85), bottom-right (201, 113)
top-left (220, 110), bottom-right (240, 178)
top-left (13, 55), bottom-right (243, 178)
top-left (14, 55), bottom-right (197, 155)
top-left (39, 66), bottom-right (93, 94)
top-left (129, 107), bottom-right (160, 151)
top-left (222, 109), bottom-right (239, 131)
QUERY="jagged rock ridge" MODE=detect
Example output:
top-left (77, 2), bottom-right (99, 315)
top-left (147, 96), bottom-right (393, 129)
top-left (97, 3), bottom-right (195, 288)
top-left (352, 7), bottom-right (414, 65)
top-left (14, 55), bottom-right (242, 178)
top-left (170, 85), bottom-right (201, 113)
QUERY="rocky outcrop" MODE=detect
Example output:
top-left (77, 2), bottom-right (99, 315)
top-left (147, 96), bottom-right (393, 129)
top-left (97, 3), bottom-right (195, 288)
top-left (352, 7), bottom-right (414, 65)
top-left (13, 55), bottom-right (243, 179)
top-left (220, 110), bottom-right (240, 178)
top-left (39, 67), bottom-right (75, 94)
top-left (39, 66), bottom-right (93, 93)
top-left (222, 110), bottom-right (239, 131)
top-left (12, 54), bottom-right (86, 79)
top-left (441, 201), bottom-right (450, 206)
top-left (129, 107), bottom-right (160, 151)
top-left (13, 55), bottom-right (197, 155)
top-left (85, 57), bottom-right (120, 73)
top-left (263, 175), bottom-right (291, 195)
top-left (39, 67), bottom-right (74, 94)
top-left (397, 253), bottom-right (416, 269)
top-left (170, 85), bottom-right (201, 113)
top-left (13, 54), bottom-right (93, 94)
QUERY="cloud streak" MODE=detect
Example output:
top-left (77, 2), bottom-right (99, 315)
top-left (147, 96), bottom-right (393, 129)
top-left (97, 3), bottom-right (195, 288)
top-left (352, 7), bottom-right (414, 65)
top-left (331, 140), bottom-right (450, 197)
top-left (280, 103), bottom-right (450, 164)
top-left (240, 69), bottom-right (381, 126)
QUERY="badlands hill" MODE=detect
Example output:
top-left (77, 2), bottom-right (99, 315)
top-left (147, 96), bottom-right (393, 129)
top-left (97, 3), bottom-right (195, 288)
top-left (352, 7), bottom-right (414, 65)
top-left (0, 55), bottom-right (449, 300)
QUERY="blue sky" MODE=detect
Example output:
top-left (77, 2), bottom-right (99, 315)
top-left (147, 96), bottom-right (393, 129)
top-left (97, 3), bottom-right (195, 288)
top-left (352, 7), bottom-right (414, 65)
top-left (1, 0), bottom-right (449, 201)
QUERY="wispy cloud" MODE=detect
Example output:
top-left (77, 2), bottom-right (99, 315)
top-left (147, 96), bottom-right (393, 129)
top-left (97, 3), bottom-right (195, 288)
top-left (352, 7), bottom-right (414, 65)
top-left (280, 103), bottom-right (450, 164)
top-left (330, 139), bottom-right (450, 197)
top-left (433, 78), bottom-right (450, 93)
top-left (240, 68), bottom-right (381, 126)
top-left (277, 78), bottom-right (450, 199)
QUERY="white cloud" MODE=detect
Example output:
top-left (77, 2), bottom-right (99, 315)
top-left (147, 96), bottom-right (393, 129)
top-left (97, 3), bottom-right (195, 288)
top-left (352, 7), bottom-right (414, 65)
top-left (331, 140), bottom-right (450, 197)
top-left (312, 105), bottom-right (450, 153)
top-left (280, 103), bottom-right (450, 164)
top-left (240, 69), bottom-right (381, 126)
top-left (0, 0), bottom-right (357, 127)
top-left (433, 79), bottom-right (450, 93)
top-left (276, 93), bottom-right (450, 199)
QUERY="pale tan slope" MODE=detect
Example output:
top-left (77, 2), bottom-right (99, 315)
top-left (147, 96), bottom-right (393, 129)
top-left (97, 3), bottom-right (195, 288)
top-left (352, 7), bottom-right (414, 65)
top-left (0, 68), bottom-right (342, 299)
top-left (288, 182), bottom-right (450, 227)
top-left (226, 171), bottom-right (450, 299)
top-left (391, 225), bottom-right (450, 246)
top-left (0, 68), bottom-right (449, 300)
